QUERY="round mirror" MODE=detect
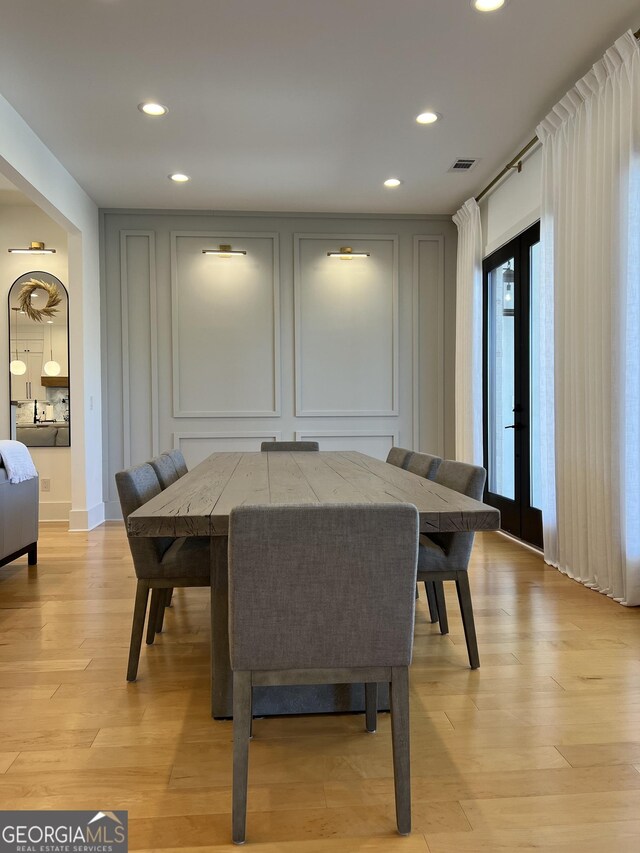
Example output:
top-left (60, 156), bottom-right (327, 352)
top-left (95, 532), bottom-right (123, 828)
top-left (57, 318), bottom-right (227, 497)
top-left (8, 271), bottom-right (70, 447)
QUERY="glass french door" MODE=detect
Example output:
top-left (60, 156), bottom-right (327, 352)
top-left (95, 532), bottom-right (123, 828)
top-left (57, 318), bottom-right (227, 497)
top-left (483, 222), bottom-right (542, 548)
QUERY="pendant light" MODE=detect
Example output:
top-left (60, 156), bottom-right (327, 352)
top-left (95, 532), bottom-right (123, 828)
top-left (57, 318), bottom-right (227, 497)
top-left (43, 322), bottom-right (61, 376)
top-left (9, 308), bottom-right (27, 376)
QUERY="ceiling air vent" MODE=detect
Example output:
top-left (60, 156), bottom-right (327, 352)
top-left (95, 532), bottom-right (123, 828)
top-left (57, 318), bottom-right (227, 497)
top-left (449, 158), bottom-right (478, 173)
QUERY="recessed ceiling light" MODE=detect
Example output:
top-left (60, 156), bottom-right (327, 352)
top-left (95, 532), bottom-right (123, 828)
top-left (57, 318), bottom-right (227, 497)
top-left (139, 102), bottom-right (168, 116)
top-left (384, 178), bottom-right (402, 188)
top-left (473, 0), bottom-right (506, 11)
top-left (169, 173), bottom-right (190, 183)
top-left (416, 111), bottom-right (440, 125)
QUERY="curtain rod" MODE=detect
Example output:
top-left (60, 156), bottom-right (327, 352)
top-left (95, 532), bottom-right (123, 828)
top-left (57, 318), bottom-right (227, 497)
top-left (475, 26), bottom-right (640, 204)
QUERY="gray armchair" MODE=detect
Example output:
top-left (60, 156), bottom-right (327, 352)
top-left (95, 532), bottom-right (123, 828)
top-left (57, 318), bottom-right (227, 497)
top-left (115, 462), bottom-right (210, 682)
top-left (416, 460), bottom-right (486, 669)
top-left (406, 452), bottom-right (442, 623)
top-left (149, 453), bottom-right (181, 490)
top-left (386, 447), bottom-right (413, 469)
top-left (406, 452), bottom-right (441, 480)
top-left (166, 448), bottom-right (188, 477)
top-left (228, 503), bottom-right (419, 843)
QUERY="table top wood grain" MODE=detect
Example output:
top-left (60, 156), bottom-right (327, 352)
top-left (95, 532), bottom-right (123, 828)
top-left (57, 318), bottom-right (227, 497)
top-left (128, 451), bottom-right (500, 536)
top-left (127, 451), bottom-right (500, 537)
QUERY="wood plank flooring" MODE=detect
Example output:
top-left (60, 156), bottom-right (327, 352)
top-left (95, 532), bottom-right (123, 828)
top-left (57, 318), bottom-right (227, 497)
top-left (0, 522), bottom-right (639, 851)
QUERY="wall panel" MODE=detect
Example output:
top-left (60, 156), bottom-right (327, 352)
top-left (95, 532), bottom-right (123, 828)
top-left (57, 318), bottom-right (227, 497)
top-left (101, 211), bottom-right (456, 519)
top-left (174, 431), bottom-right (281, 468)
top-left (120, 230), bottom-right (158, 466)
top-left (171, 232), bottom-right (280, 417)
top-left (295, 430), bottom-right (397, 460)
top-left (294, 234), bottom-right (398, 416)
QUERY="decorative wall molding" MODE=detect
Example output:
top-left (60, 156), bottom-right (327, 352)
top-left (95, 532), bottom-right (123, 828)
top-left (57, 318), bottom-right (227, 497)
top-left (119, 230), bottom-right (158, 468)
top-left (173, 430), bottom-right (282, 466)
top-left (170, 231), bottom-right (281, 418)
top-left (295, 429), bottom-right (398, 460)
top-left (293, 233), bottom-right (399, 417)
top-left (412, 235), bottom-right (445, 455)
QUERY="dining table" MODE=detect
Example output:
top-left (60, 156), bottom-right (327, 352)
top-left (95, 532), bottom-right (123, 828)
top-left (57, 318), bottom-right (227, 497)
top-left (127, 450), bottom-right (501, 718)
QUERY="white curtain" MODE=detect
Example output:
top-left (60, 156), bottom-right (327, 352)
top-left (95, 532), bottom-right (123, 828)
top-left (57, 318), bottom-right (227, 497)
top-left (536, 30), bottom-right (640, 606)
top-left (453, 198), bottom-right (483, 465)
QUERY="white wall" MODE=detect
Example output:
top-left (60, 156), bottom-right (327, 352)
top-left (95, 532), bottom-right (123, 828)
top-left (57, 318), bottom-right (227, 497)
top-left (101, 211), bottom-right (457, 519)
top-left (0, 94), bottom-right (103, 529)
top-left (480, 146), bottom-right (542, 257)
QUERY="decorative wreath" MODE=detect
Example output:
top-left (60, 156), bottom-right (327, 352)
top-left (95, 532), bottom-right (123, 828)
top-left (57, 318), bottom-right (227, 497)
top-left (17, 278), bottom-right (62, 322)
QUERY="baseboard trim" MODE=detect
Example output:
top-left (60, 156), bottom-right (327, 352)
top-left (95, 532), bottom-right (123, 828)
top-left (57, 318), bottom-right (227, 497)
top-left (104, 500), bottom-right (123, 521)
top-left (38, 501), bottom-right (72, 522)
top-left (495, 529), bottom-right (544, 556)
top-left (69, 502), bottom-right (106, 532)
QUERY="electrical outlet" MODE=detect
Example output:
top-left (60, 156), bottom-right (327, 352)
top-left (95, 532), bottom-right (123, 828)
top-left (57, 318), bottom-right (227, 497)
top-left (41, 478), bottom-right (51, 492)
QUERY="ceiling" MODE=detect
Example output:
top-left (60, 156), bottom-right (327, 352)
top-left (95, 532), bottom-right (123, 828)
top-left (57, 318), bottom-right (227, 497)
top-left (0, 0), bottom-right (637, 214)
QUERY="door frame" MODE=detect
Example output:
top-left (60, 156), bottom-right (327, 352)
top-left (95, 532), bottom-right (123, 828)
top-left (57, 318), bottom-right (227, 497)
top-left (482, 222), bottom-right (542, 548)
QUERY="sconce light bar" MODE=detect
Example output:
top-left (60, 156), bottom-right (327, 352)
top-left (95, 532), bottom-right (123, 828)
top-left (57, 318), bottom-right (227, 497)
top-left (8, 241), bottom-right (56, 255)
top-left (327, 246), bottom-right (370, 260)
top-left (202, 244), bottom-right (247, 257)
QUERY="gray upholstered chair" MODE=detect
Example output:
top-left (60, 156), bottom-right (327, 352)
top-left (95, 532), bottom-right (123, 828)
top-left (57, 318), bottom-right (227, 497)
top-left (149, 453), bottom-right (181, 490)
top-left (260, 441), bottom-right (319, 451)
top-left (406, 452), bottom-right (441, 480)
top-left (115, 462), bottom-right (210, 682)
top-left (386, 447), bottom-right (414, 469)
top-left (166, 448), bottom-right (188, 477)
top-left (148, 452), bottom-right (189, 628)
top-left (228, 503), bottom-right (419, 843)
top-left (417, 460), bottom-right (486, 669)
top-left (405, 452), bottom-right (442, 623)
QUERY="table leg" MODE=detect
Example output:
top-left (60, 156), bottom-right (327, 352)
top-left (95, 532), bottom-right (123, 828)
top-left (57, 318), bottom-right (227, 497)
top-left (211, 535), bottom-right (233, 719)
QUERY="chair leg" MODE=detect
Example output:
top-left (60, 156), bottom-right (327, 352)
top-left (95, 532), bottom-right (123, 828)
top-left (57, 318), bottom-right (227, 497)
top-left (433, 580), bottom-right (448, 634)
top-left (127, 580), bottom-right (149, 682)
top-left (166, 587), bottom-right (174, 607)
top-left (146, 589), bottom-right (161, 645)
top-left (232, 671), bottom-right (252, 845)
top-left (456, 571), bottom-right (480, 669)
top-left (155, 589), bottom-right (171, 634)
top-left (28, 543), bottom-right (38, 565)
top-left (390, 666), bottom-right (411, 836)
top-left (424, 580), bottom-right (439, 623)
top-left (365, 682), bottom-right (378, 733)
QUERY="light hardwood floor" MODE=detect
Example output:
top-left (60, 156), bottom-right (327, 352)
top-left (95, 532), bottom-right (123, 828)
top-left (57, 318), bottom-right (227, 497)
top-left (0, 523), bottom-right (639, 852)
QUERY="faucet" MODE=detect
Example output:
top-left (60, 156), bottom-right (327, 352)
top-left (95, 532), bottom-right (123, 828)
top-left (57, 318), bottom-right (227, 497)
top-left (33, 399), bottom-right (39, 424)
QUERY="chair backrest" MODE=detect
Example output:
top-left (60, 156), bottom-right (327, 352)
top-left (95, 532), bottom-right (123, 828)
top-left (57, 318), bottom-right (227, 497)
top-left (430, 460), bottom-right (487, 566)
top-left (166, 449), bottom-right (188, 477)
top-left (260, 441), bottom-right (319, 452)
top-left (407, 452), bottom-right (441, 480)
top-left (386, 447), bottom-right (413, 469)
top-left (149, 453), bottom-right (180, 490)
top-left (228, 503), bottom-right (419, 671)
top-left (115, 463), bottom-right (174, 574)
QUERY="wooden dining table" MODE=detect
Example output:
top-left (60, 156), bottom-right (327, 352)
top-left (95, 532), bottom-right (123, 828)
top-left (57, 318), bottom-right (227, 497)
top-left (127, 450), bottom-right (500, 718)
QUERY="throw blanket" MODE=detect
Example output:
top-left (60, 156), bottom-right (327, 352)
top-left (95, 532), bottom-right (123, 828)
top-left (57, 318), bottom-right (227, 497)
top-left (0, 440), bottom-right (38, 483)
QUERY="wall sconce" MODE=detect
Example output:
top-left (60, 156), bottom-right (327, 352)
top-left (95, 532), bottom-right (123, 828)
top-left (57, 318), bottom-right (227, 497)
top-left (327, 246), bottom-right (370, 260)
top-left (8, 241), bottom-right (57, 255)
top-left (202, 244), bottom-right (247, 258)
